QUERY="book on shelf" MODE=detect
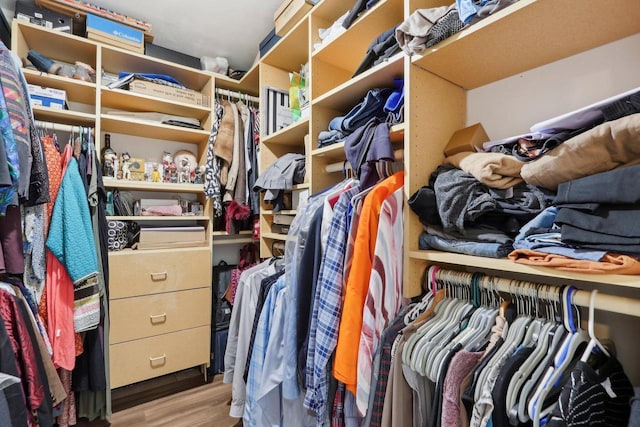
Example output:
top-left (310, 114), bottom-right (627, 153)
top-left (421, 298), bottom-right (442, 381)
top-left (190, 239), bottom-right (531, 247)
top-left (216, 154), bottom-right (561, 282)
top-left (262, 85), bottom-right (292, 135)
top-left (137, 225), bottom-right (207, 249)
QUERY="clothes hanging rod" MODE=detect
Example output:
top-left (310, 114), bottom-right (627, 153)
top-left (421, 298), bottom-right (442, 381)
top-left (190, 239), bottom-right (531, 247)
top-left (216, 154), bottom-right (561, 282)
top-left (215, 88), bottom-right (259, 103)
top-left (324, 148), bottom-right (404, 173)
top-left (433, 268), bottom-right (640, 318)
top-left (35, 120), bottom-right (94, 134)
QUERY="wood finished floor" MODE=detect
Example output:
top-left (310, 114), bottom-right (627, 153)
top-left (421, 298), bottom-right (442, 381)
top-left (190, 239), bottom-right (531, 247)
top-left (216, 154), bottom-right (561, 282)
top-left (77, 374), bottom-right (241, 427)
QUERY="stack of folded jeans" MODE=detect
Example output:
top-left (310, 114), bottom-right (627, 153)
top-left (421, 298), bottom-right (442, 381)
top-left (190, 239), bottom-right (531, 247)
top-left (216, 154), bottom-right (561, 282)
top-left (553, 164), bottom-right (640, 256)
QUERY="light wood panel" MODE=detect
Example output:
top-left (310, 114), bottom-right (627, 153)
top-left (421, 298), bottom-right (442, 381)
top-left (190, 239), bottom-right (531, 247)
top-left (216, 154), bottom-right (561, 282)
top-left (101, 88), bottom-right (211, 122)
top-left (313, 53), bottom-right (404, 111)
top-left (412, 0), bottom-right (640, 89)
top-left (110, 288), bottom-right (211, 344)
top-left (103, 179), bottom-right (204, 193)
top-left (108, 247), bottom-right (211, 299)
top-left (32, 106), bottom-right (96, 127)
top-left (262, 117), bottom-right (310, 146)
top-left (13, 20), bottom-right (97, 66)
top-left (313, 0), bottom-right (404, 73)
top-left (110, 326), bottom-right (210, 388)
top-left (261, 15), bottom-right (310, 71)
top-left (101, 115), bottom-right (210, 144)
top-left (23, 68), bottom-right (96, 105)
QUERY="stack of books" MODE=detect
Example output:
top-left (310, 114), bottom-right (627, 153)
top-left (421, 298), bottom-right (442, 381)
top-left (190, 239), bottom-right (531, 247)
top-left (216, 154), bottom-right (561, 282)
top-left (263, 86), bottom-right (293, 136)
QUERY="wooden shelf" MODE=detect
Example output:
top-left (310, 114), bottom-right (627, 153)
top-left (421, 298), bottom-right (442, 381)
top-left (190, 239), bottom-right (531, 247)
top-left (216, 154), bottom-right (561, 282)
top-left (101, 46), bottom-right (211, 92)
top-left (408, 250), bottom-right (640, 290)
top-left (101, 115), bottom-right (210, 144)
top-left (213, 237), bottom-right (255, 246)
top-left (13, 20), bottom-right (97, 66)
top-left (103, 179), bottom-right (204, 193)
top-left (312, 0), bottom-right (353, 21)
top-left (313, 0), bottom-right (404, 73)
top-left (312, 53), bottom-right (403, 110)
top-left (412, 0), bottom-right (640, 89)
top-left (261, 16), bottom-right (309, 71)
top-left (212, 230), bottom-right (253, 236)
top-left (263, 117), bottom-right (309, 146)
top-left (107, 215), bottom-right (209, 221)
top-left (292, 183), bottom-right (310, 190)
top-left (261, 210), bottom-right (297, 215)
top-left (312, 142), bottom-right (345, 160)
top-left (390, 123), bottom-right (405, 143)
top-left (23, 68), bottom-right (96, 105)
top-left (101, 88), bottom-right (211, 122)
top-left (32, 106), bottom-right (96, 126)
top-left (261, 232), bottom-right (289, 241)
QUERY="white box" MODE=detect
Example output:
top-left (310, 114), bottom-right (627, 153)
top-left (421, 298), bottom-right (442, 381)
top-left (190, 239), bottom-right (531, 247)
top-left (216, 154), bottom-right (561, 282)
top-left (292, 188), bottom-right (309, 210)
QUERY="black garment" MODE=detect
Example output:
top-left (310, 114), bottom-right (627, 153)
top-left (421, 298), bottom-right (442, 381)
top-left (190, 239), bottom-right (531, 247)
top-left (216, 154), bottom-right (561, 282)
top-left (344, 117), bottom-right (393, 189)
top-left (491, 346), bottom-right (535, 427)
top-left (15, 296), bottom-right (53, 427)
top-left (23, 124), bottom-right (50, 207)
top-left (462, 337), bottom-right (504, 421)
top-left (296, 209), bottom-right (324, 387)
top-left (430, 343), bottom-right (463, 427)
top-left (547, 357), bottom-right (633, 427)
top-left (343, 0), bottom-right (379, 29)
top-left (432, 164), bottom-right (553, 236)
top-left (408, 185), bottom-right (442, 227)
top-left (243, 268), bottom-right (285, 382)
top-left (352, 25), bottom-right (401, 77)
top-left (0, 314), bottom-right (29, 427)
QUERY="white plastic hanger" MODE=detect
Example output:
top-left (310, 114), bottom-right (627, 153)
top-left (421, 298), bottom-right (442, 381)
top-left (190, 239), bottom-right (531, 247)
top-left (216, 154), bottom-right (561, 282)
top-left (579, 289), bottom-right (610, 362)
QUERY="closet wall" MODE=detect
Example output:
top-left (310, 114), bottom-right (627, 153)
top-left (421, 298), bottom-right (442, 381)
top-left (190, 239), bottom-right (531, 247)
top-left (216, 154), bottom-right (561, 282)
top-left (464, 32), bottom-right (640, 385)
top-left (254, 0), bottom-right (640, 388)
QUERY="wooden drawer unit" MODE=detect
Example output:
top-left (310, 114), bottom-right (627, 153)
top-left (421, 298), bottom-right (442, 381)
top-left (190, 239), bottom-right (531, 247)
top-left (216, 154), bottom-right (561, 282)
top-left (110, 326), bottom-right (210, 388)
top-left (109, 288), bottom-right (211, 344)
top-left (108, 247), bottom-right (211, 299)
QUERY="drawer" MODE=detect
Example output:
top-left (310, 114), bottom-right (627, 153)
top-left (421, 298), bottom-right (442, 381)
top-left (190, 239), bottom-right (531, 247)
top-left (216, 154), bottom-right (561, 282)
top-left (110, 326), bottom-right (210, 389)
top-left (109, 288), bottom-right (211, 344)
top-left (108, 247), bottom-right (211, 299)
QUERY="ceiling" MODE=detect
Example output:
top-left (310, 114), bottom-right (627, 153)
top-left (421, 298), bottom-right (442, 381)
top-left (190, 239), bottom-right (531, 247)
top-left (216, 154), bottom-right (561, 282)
top-left (1, 0), bottom-right (284, 71)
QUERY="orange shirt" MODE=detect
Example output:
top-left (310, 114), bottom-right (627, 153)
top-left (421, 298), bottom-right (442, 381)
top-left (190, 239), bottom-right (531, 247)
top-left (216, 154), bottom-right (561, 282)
top-left (333, 172), bottom-right (403, 393)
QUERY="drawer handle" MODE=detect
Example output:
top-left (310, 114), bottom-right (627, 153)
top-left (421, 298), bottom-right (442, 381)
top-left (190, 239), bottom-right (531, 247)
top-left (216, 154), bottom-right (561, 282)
top-left (150, 272), bottom-right (168, 281)
top-left (149, 354), bottom-right (167, 366)
top-left (150, 313), bottom-right (167, 324)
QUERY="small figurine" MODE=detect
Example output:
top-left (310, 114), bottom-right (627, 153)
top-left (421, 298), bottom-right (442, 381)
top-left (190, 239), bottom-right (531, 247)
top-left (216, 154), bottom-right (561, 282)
top-left (162, 151), bottom-right (174, 183)
top-left (178, 157), bottom-right (191, 183)
top-left (121, 152), bottom-right (132, 180)
top-left (193, 165), bottom-right (205, 184)
top-left (102, 152), bottom-right (117, 178)
top-left (169, 165), bottom-right (179, 183)
top-left (151, 163), bottom-right (161, 182)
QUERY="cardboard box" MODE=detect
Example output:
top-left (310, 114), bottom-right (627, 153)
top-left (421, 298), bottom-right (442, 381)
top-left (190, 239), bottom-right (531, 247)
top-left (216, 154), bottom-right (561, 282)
top-left (15, 0), bottom-right (74, 33)
top-left (86, 13), bottom-right (143, 46)
top-left (87, 30), bottom-right (144, 53)
top-left (128, 79), bottom-right (210, 108)
top-left (443, 123), bottom-right (489, 157)
top-left (274, 0), bottom-right (314, 36)
top-left (27, 84), bottom-right (67, 109)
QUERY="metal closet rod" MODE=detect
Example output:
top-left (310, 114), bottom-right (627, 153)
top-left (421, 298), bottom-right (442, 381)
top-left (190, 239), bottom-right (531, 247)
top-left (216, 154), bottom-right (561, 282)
top-left (433, 267), bottom-right (640, 318)
top-left (215, 88), bottom-right (259, 104)
top-left (35, 120), bottom-right (94, 134)
top-left (325, 149), bottom-right (404, 173)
